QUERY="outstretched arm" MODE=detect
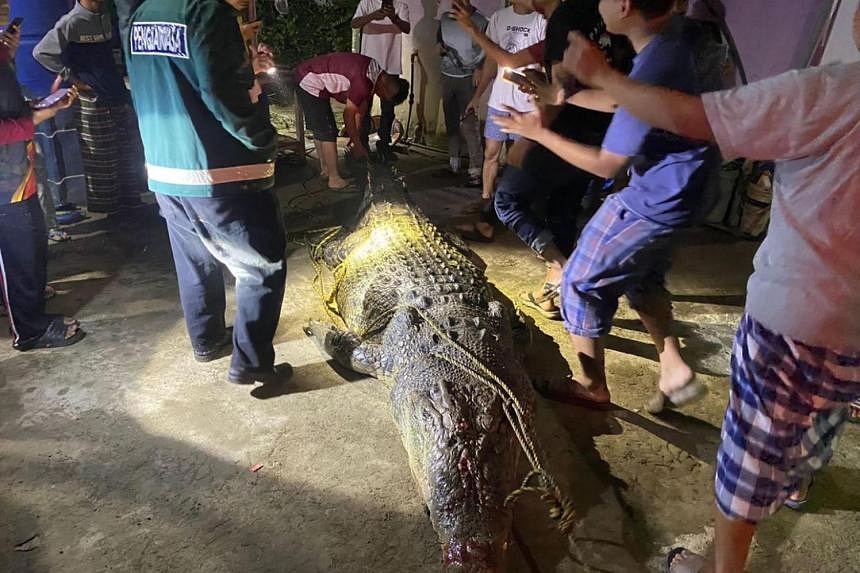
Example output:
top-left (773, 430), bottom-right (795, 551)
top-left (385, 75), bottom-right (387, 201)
top-left (563, 32), bottom-right (714, 141)
top-left (450, 1), bottom-right (538, 69)
top-left (492, 106), bottom-right (628, 179)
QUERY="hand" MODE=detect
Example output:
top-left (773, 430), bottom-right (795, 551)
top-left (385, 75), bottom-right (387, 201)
top-left (520, 68), bottom-right (565, 105)
top-left (72, 78), bottom-right (94, 94)
top-left (373, 7), bottom-right (393, 20)
top-left (563, 31), bottom-right (613, 87)
top-left (493, 105), bottom-right (545, 141)
top-left (450, 0), bottom-right (478, 32)
top-left (465, 96), bottom-right (479, 116)
top-left (1, 27), bottom-right (21, 59)
top-left (252, 51), bottom-right (276, 76)
top-left (33, 87), bottom-right (78, 125)
top-left (241, 20), bottom-right (263, 42)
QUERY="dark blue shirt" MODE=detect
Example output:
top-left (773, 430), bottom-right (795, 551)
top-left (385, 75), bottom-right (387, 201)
top-left (602, 33), bottom-right (720, 227)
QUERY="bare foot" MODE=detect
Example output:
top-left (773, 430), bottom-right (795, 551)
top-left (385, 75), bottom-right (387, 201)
top-left (328, 176), bottom-right (350, 190)
top-left (474, 221), bottom-right (494, 240)
top-left (659, 362), bottom-right (695, 396)
top-left (668, 549), bottom-right (708, 573)
top-left (535, 378), bottom-right (611, 407)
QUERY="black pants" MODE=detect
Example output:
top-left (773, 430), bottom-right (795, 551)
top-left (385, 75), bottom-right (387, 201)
top-left (495, 107), bottom-right (611, 256)
top-left (0, 195), bottom-right (51, 348)
top-left (157, 190), bottom-right (287, 373)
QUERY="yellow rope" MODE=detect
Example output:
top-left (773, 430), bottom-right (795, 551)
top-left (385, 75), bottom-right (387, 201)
top-left (308, 224), bottom-right (575, 535)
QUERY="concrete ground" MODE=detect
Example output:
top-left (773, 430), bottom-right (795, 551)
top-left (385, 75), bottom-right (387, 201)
top-left (1, 151), bottom-right (858, 573)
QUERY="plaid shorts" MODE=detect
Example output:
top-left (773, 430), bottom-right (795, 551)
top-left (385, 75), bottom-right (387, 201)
top-left (716, 314), bottom-right (860, 522)
top-left (560, 194), bottom-right (676, 337)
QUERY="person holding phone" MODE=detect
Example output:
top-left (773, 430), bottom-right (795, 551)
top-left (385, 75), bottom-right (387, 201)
top-left (351, 0), bottom-right (411, 162)
top-left (33, 0), bottom-right (148, 214)
top-left (0, 25), bottom-right (85, 350)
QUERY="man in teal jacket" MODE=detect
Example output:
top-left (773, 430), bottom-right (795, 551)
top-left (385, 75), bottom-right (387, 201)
top-left (123, 0), bottom-right (289, 385)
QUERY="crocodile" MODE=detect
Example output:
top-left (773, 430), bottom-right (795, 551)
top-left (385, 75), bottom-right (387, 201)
top-left (305, 166), bottom-right (572, 572)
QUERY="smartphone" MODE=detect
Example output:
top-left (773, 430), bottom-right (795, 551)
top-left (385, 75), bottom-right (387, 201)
top-left (381, 0), bottom-right (394, 10)
top-left (32, 88), bottom-right (73, 110)
top-left (5, 17), bottom-right (24, 33)
top-left (502, 68), bottom-right (533, 90)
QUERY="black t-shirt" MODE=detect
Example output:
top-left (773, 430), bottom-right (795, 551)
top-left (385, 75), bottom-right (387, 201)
top-left (543, 0), bottom-right (634, 139)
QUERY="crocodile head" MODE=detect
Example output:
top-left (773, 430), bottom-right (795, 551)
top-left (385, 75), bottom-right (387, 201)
top-left (391, 356), bottom-right (527, 572)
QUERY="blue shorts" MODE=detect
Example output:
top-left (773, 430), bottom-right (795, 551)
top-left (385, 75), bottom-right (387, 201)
top-left (484, 107), bottom-right (522, 142)
top-left (560, 194), bottom-right (675, 337)
top-left (716, 314), bottom-right (860, 522)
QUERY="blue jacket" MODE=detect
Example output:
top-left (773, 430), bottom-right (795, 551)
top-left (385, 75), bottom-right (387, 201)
top-left (123, 0), bottom-right (276, 197)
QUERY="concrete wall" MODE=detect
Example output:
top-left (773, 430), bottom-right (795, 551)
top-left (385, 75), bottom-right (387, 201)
top-left (822, 0), bottom-right (859, 63)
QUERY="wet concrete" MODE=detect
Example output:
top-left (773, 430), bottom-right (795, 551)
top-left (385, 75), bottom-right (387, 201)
top-left (1, 152), bottom-right (858, 573)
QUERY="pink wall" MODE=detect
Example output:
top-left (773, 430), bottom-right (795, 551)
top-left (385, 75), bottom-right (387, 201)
top-left (724, 0), bottom-right (835, 81)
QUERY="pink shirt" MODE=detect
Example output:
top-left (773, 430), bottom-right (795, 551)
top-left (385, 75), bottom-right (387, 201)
top-left (295, 53), bottom-right (383, 108)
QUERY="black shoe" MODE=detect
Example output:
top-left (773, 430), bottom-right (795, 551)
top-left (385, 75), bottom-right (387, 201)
top-left (227, 363), bottom-right (294, 385)
top-left (193, 327), bottom-right (233, 363)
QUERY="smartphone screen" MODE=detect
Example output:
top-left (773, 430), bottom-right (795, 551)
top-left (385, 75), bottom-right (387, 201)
top-left (33, 88), bottom-right (72, 110)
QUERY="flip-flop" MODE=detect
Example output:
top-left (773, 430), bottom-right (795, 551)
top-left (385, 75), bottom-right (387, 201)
top-left (533, 378), bottom-right (613, 409)
top-left (15, 316), bottom-right (86, 351)
top-left (783, 476), bottom-right (814, 511)
top-left (848, 398), bottom-right (860, 424)
top-left (518, 285), bottom-right (561, 320)
top-left (48, 229), bottom-right (71, 243)
top-left (666, 547), bottom-right (707, 573)
top-left (646, 377), bottom-right (708, 414)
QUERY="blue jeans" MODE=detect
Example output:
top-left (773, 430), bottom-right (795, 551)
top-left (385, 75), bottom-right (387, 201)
top-left (157, 191), bottom-right (287, 373)
top-left (494, 157), bottom-right (594, 258)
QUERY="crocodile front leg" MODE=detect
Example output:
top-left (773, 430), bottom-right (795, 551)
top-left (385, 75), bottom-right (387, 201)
top-left (304, 321), bottom-right (385, 377)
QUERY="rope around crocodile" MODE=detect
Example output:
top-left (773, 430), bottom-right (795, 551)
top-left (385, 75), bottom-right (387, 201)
top-left (307, 231), bottom-right (575, 534)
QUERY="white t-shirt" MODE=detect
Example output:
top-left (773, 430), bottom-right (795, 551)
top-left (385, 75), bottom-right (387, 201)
top-left (354, 0), bottom-right (410, 75)
top-left (703, 62), bottom-right (860, 352)
top-left (485, 6), bottom-right (546, 112)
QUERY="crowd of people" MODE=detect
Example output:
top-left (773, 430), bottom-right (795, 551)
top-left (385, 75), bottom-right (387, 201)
top-left (2, 0), bottom-right (859, 571)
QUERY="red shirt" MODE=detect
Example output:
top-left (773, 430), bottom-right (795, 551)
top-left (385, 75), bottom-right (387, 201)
top-left (295, 53), bottom-right (383, 108)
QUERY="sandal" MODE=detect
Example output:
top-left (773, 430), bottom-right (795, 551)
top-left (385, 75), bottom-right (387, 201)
top-left (666, 547), bottom-right (707, 573)
top-left (848, 398), bottom-right (860, 424)
top-left (15, 316), bottom-right (86, 351)
top-left (48, 229), bottom-right (71, 243)
top-left (646, 377), bottom-right (708, 414)
top-left (519, 282), bottom-right (561, 320)
top-left (784, 476), bottom-right (814, 511)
